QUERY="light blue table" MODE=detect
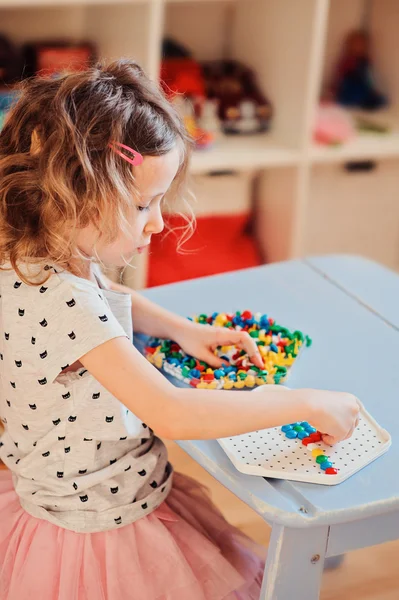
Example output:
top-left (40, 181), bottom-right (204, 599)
top-left (136, 255), bottom-right (399, 600)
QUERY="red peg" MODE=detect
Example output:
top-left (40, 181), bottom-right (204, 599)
top-left (325, 468), bottom-right (338, 475)
top-left (203, 373), bottom-right (215, 381)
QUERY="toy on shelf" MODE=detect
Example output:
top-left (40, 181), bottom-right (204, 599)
top-left (145, 310), bottom-right (311, 390)
top-left (202, 60), bottom-right (272, 134)
top-left (0, 36), bottom-right (95, 129)
top-left (171, 95), bottom-right (214, 150)
top-left (161, 40), bottom-right (272, 141)
top-left (161, 38), bottom-right (214, 150)
top-left (313, 103), bottom-right (356, 146)
top-left (23, 41), bottom-right (96, 78)
top-left (355, 115), bottom-right (391, 134)
top-left (332, 29), bottom-right (387, 111)
top-left (198, 99), bottom-right (222, 139)
top-left (161, 39), bottom-right (205, 98)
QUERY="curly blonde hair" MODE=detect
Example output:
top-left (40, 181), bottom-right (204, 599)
top-left (0, 59), bottom-right (193, 283)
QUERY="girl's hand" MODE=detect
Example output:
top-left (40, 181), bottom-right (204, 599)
top-left (174, 321), bottom-right (264, 369)
top-left (299, 388), bottom-right (361, 445)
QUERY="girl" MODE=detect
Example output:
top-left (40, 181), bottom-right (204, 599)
top-left (0, 60), bottom-right (360, 600)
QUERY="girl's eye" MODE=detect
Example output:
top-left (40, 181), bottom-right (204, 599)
top-left (137, 205), bottom-right (150, 212)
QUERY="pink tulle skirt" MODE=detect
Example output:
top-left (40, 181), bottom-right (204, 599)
top-left (0, 469), bottom-right (265, 599)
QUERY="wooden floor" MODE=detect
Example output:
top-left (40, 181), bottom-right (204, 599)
top-left (166, 441), bottom-right (399, 600)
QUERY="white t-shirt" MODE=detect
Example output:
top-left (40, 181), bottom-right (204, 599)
top-left (0, 264), bottom-right (173, 533)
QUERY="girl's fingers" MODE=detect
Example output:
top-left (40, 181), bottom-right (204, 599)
top-left (344, 425), bottom-right (355, 441)
top-left (344, 416), bottom-right (360, 441)
top-left (321, 433), bottom-right (335, 447)
top-left (233, 331), bottom-right (264, 368)
top-left (213, 329), bottom-right (264, 369)
top-left (201, 352), bottom-right (226, 369)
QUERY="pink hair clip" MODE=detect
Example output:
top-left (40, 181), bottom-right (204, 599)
top-left (109, 141), bottom-right (143, 166)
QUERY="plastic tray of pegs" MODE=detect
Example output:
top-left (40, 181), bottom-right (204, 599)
top-left (217, 387), bottom-right (391, 485)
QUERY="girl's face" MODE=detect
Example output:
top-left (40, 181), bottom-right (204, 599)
top-left (76, 145), bottom-right (181, 269)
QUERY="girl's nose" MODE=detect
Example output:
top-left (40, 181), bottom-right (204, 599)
top-left (145, 205), bottom-right (164, 235)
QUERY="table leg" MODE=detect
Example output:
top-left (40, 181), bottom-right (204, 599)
top-left (260, 523), bottom-right (329, 600)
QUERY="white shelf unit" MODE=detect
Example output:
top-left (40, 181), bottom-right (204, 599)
top-left (190, 136), bottom-right (300, 174)
top-left (1, 0), bottom-right (398, 288)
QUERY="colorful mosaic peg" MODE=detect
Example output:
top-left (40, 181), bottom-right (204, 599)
top-left (281, 421), bottom-right (339, 476)
top-left (145, 310), bottom-right (312, 391)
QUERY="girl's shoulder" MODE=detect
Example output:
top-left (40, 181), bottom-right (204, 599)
top-left (0, 264), bottom-right (117, 341)
top-left (1, 264), bottom-right (127, 385)
top-left (0, 263), bottom-right (107, 305)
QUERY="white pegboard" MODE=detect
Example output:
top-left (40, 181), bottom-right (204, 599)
top-left (218, 388), bottom-right (391, 485)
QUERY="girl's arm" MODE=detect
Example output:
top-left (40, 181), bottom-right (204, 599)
top-left (102, 274), bottom-right (264, 368)
top-left (80, 336), bottom-right (360, 445)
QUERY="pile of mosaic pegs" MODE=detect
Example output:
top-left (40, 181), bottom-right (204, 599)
top-left (145, 310), bottom-right (312, 390)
